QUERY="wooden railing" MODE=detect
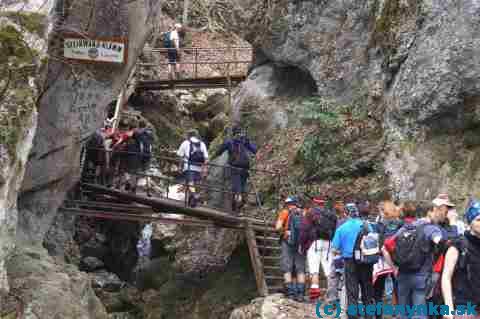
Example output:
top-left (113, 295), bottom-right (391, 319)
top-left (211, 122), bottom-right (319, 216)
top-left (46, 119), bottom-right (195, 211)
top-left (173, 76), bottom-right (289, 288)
top-left (137, 47), bottom-right (253, 81)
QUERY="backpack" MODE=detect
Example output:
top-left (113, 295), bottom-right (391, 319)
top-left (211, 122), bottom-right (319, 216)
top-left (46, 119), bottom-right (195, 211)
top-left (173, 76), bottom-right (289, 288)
top-left (353, 221), bottom-right (381, 264)
top-left (188, 140), bottom-right (205, 165)
top-left (393, 223), bottom-right (431, 272)
top-left (229, 141), bottom-right (250, 169)
top-left (286, 208), bottom-right (303, 249)
top-left (163, 31), bottom-right (172, 48)
top-left (136, 128), bottom-right (154, 162)
top-left (311, 207), bottom-right (337, 240)
top-left (456, 236), bottom-right (480, 300)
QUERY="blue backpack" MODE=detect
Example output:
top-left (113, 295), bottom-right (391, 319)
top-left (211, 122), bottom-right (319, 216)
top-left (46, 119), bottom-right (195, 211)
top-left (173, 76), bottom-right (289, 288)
top-left (287, 208), bottom-right (303, 248)
top-left (353, 221), bottom-right (381, 264)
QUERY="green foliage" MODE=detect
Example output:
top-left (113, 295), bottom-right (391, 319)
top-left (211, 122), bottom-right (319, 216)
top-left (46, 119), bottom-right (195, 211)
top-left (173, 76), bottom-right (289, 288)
top-left (299, 97), bottom-right (344, 128)
top-left (3, 11), bottom-right (46, 36)
top-left (0, 25), bottom-right (32, 65)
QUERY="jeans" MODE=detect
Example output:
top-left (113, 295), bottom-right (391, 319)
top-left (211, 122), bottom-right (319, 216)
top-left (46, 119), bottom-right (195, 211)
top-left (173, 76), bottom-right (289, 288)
top-left (397, 272), bottom-right (428, 319)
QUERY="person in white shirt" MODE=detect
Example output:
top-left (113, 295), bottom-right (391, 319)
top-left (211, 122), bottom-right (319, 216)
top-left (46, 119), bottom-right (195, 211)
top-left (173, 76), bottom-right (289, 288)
top-left (167, 23), bottom-right (183, 79)
top-left (176, 129), bottom-right (208, 206)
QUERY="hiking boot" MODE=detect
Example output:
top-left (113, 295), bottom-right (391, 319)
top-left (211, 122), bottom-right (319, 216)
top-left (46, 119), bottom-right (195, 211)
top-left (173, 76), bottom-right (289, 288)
top-left (295, 283), bottom-right (306, 302)
top-left (286, 283), bottom-right (296, 300)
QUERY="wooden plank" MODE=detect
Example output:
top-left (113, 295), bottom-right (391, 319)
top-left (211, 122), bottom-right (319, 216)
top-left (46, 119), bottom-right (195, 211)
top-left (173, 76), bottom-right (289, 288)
top-left (257, 246), bottom-right (281, 250)
top-left (81, 183), bottom-right (242, 224)
top-left (245, 221), bottom-right (268, 297)
top-left (255, 236), bottom-right (280, 241)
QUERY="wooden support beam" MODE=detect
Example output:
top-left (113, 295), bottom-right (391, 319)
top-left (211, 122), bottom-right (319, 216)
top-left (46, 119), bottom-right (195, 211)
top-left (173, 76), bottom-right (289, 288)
top-left (81, 183), bottom-right (243, 225)
top-left (245, 221), bottom-right (268, 297)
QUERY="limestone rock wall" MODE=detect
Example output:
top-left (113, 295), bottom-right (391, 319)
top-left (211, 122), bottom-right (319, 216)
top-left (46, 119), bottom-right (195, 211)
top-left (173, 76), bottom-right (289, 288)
top-left (225, 0), bottom-right (480, 208)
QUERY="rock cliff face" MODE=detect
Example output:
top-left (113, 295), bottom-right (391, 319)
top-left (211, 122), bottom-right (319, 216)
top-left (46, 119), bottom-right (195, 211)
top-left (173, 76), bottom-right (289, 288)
top-left (225, 0), bottom-right (480, 208)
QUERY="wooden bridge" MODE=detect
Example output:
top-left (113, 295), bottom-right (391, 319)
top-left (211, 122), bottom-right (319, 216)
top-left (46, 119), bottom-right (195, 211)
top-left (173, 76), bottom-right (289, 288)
top-left (134, 47), bottom-right (252, 91)
top-left (64, 149), bottom-right (287, 296)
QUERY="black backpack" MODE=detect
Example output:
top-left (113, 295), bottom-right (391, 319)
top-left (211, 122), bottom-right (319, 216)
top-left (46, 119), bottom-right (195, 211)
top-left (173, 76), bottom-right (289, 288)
top-left (456, 236), bottom-right (480, 301)
top-left (229, 142), bottom-right (250, 169)
top-left (136, 128), bottom-right (154, 162)
top-left (188, 140), bottom-right (205, 165)
top-left (393, 223), bottom-right (431, 272)
top-left (311, 207), bottom-right (337, 240)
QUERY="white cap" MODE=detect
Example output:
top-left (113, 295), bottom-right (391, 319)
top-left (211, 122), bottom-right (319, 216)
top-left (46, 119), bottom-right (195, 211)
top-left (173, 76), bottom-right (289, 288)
top-left (175, 23), bottom-right (182, 29)
top-left (432, 193), bottom-right (455, 207)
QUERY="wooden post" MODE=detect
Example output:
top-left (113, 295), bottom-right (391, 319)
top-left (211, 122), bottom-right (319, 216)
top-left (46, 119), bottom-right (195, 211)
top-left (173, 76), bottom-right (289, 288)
top-left (194, 48), bottom-right (198, 79)
top-left (245, 221), bottom-right (268, 296)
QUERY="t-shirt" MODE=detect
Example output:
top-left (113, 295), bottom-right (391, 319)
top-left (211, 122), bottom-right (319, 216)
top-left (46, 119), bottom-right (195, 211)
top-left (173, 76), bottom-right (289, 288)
top-left (169, 30), bottom-right (179, 47)
top-left (176, 137), bottom-right (209, 172)
top-left (332, 218), bottom-right (373, 258)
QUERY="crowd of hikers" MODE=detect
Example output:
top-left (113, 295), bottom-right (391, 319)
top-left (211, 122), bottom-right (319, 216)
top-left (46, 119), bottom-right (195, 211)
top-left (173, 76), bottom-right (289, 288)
top-left (83, 118), bottom-right (154, 194)
top-left (175, 126), bottom-right (256, 209)
top-left (85, 120), bottom-right (257, 210)
top-left (276, 194), bottom-right (480, 319)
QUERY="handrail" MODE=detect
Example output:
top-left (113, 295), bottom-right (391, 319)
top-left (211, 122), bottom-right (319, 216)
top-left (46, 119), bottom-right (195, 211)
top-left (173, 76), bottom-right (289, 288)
top-left (145, 47), bottom-right (251, 51)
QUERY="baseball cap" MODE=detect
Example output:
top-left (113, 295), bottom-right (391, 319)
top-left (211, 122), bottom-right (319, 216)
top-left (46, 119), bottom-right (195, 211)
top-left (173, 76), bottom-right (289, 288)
top-left (285, 196), bottom-right (298, 204)
top-left (432, 193), bottom-right (455, 207)
top-left (175, 23), bottom-right (182, 29)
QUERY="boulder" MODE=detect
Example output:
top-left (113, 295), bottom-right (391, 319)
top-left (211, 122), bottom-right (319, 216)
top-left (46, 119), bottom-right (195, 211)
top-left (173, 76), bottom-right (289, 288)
top-left (6, 246), bottom-right (108, 318)
top-left (92, 270), bottom-right (124, 292)
top-left (81, 256), bottom-right (105, 272)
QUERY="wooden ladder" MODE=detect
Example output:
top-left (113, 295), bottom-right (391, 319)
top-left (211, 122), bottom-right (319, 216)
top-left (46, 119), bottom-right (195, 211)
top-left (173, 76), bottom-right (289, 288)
top-left (245, 221), bottom-right (283, 296)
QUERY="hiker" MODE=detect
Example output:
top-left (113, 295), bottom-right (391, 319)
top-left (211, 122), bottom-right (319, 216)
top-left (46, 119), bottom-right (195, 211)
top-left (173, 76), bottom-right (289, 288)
top-left (299, 196), bottom-right (337, 303)
top-left (84, 128), bottom-right (107, 185)
top-left (276, 196), bottom-right (307, 301)
top-left (110, 120), bottom-right (135, 190)
top-left (125, 120), bottom-right (154, 194)
top-left (383, 201), bottom-right (448, 319)
top-left (214, 126), bottom-right (257, 211)
top-left (164, 23), bottom-right (183, 79)
top-left (328, 201), bottom-right (348, 305)
top-left (401, 200), bottom-right (418, 224)
top-left (427, 194), bottom-right (461, 317)
top-left (441, 200), bottom-right (480, 319)
top-left (373, 200), bottom-right (403, 318)
top-left (332, 201), bottom-right (379, 319)
top-left (176, 129), bottom-right (208, 207)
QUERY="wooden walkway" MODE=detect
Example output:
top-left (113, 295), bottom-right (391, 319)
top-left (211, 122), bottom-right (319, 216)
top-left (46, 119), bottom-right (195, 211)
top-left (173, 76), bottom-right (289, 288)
top-left (63, 183), bottom-right (280, 296)
top-left (135, 47), bottom-right (252, 91)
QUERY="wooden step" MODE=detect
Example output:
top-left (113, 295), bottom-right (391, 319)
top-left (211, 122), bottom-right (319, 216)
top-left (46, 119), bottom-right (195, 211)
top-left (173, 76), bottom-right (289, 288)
top-left (262, 256), bottom-right (281, 260)
top-left (255, 236), bottom-right (280, 241)
top-left (265, 275), bottom-right (284, 280)
top-left (257, 245), bottom-right (281, 250)
top-left (263, 265), bottom-right (281, 271)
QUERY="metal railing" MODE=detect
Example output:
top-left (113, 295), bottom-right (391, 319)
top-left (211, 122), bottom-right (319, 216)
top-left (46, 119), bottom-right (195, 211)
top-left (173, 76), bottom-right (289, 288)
top-left (78, 146), bottom-right (281, 218)
top-left (138, 47), bottom-right (253, 81)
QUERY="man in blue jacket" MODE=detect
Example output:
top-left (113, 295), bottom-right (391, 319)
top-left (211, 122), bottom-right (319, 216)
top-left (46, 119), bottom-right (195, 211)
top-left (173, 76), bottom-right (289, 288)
top-left (214, 126), bottom-right (257, 211)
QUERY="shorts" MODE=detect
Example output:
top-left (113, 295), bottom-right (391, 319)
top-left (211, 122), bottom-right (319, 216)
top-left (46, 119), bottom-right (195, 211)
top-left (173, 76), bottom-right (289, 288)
top-left (307, 239), bottom-right (333, 276)
top-left (168, 48), bottom-right (177, 64)
top-left (280, 240), bottom-right (306, 274)
top-left (231, 167), bottom-right (248, 193)
top-left (184, 170), bottom-right (201, 184)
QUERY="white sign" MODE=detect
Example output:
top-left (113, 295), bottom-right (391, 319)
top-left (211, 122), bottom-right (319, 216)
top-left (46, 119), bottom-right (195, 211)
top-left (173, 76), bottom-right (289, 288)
top-left (64, 38), bottom-right (126, 64)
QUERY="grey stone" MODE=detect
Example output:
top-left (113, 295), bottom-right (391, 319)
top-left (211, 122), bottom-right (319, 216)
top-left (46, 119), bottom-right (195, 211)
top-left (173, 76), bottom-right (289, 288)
top-left (81, 256), bottom-right (105, 271)
top-left (92, 270), bottom-right (124, 292)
